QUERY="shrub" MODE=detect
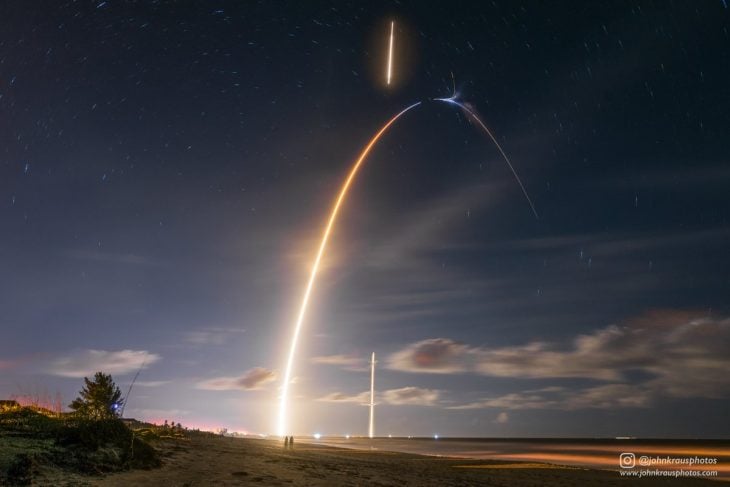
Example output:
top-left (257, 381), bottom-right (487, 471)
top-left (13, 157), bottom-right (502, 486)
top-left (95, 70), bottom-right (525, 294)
top-left (56, 418), bottom-right (160, 470)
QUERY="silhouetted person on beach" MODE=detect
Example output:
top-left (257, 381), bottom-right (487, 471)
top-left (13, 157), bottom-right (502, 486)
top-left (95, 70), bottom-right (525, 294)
top-left (284, 436), bottom-right (289, 448)
top-left (289, 436), bottom-right (294, 448)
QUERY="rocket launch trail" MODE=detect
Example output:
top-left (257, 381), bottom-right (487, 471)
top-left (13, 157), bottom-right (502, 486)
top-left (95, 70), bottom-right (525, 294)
top-left (276, 101), bottom-right (422, 437)
top-left (277, 97), bottom-right (537, 436)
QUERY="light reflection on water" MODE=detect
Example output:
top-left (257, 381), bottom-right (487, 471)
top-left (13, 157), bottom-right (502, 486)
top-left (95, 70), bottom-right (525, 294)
top-left (308, 437), bottom-right (730, 478)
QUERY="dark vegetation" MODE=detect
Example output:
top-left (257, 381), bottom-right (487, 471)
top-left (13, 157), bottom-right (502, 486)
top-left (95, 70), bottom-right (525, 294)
top-left (0, 372), bottom-right (179, 485)
top-left (68, 372), bottom-right (124, 420)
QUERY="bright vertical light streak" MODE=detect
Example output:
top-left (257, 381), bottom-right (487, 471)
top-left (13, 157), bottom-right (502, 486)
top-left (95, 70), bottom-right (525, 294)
top-left (386, 21), bottom-right (394, 85)
top-left (435, 98), bottom-right (539, 219)
top-left (369, 352), bottom-right (376, 439)
top-left (277, 101), bottom-right (422, 437)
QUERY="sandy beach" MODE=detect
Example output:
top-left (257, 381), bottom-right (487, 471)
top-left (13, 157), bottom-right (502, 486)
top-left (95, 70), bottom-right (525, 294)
top-left (89, 435), bottom-right (718, 486)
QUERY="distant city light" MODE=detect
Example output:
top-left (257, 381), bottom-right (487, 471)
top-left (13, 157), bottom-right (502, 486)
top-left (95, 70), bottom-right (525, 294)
top-left (434, 434), bottom-right (439, 439)
top-left (345, 434), bottom-right (350, 439)
top-left (313, 433), bottom-right (321, 439)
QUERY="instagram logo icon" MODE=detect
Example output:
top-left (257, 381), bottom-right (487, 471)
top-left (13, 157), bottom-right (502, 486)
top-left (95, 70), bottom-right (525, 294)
top-left (619, 453), bottom-right (636, 469)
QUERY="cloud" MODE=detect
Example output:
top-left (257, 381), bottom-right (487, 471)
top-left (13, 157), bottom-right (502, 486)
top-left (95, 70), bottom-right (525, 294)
top-left (310, 354), bottom-right (365, 370)
top-left (317, 387), bottom-right (439, 406)
top-left (0, 360), bottom-right (19, 370)
top-left (196, 367), bottom-right (275, 391)
top-left (392, 311), bottom-right (730, 408)
top-left (382, 387), bottom-right (440, 406)
top-left (317, 391), bottom-right (370, 404)
top-left (449, 384), bottom-right (654, 411)
top-left (49, 350), bottom-right (159, 378)
top-left (387, 338), bottom-right (471, 374)
top-left (362, 182), bottom-right (505, 270)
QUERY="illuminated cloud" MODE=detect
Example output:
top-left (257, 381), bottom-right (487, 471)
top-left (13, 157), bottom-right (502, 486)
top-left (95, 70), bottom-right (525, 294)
top-left (0, 360), bottom-right (18, 370)
top-left (394, 311), bottom-right (730, 408)
top-left (196, 367), bottom-right (276, 391)
top-left (318, 387), bottom-right (440, 406)
top-left (382, 387), bottom-right (440, 406)
top-left (310, 354), bottom-right (365, 370)
top-left (317, 391), bottom-right (370, 404)
top-left (50, 349), bottom-right (159, 378)
top-left (495, 412), bottom-right (509, 424)
top-left (387, 338), bottom-right (471, 374)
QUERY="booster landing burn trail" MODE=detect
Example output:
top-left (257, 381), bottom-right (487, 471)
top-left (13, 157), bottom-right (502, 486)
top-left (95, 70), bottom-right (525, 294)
top-left (386, 21), bottom-right (394, 85)
top-left (276, 98), bottom-right (537, 436)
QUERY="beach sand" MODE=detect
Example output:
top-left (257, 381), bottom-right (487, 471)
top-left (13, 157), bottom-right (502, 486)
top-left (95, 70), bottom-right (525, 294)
top-left (89, 435), bottom-right (718, 486)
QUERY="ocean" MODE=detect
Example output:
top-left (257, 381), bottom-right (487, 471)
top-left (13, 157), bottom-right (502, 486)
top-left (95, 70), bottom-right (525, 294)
top-left (306, 437), bottom-right (730, 479)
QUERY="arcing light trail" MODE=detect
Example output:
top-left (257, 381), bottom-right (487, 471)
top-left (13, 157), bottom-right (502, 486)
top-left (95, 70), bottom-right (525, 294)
top-left (276, 98), bottom-right (537, 436)
top-left (276, 101), bottom-right (422, 437)
top-left (386, 21), bottom-right (394, 85)
top-left (435, 97), bottom-right (539, 219)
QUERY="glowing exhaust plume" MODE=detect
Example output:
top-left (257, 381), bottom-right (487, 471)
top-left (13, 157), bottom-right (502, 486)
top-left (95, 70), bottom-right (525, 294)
top-left (276, 101), bottom-right (422, 437)
top-left (277, 97), bottom-right (538, 436)
top-left (386, 21), bottom-right (394, 85)
top-left (435, 97), bottom-right (539, 219)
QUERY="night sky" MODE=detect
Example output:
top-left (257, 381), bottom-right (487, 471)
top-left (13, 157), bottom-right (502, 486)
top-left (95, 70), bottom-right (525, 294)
top-left (2, 1), bottom-right (729, 438)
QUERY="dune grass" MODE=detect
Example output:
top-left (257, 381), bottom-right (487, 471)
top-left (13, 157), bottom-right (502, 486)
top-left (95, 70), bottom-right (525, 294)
top-left (0, 406), bottom-right (161, 484)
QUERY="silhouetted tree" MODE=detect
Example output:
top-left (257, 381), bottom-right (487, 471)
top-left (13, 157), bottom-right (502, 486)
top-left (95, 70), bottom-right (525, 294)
top-left (69, 372), bottom-right (123, 420)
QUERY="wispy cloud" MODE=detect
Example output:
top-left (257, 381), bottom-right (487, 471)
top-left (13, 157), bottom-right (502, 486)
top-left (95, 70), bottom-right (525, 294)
top-left (495, 412), bottom-right (509, 424)
top-left (391, 311), bottom-right (730, 408)
top-left (317, 391), bottom-right (370, 404)
top-left (382, 387), bottom-right (440, 406)
top-left (310, 354), bottom-right (367, 371)
top-left (0, 360), bottom-right (19, 370)
top-left (339, 226), bottom-right (729, 332)
top-left (317, 387), bottom-right (440, 406)
top-left (49, 349), bottom-right (159, 378)
top-left (362, 182), bottom-right (505, 270)
top-left (196, 367), bottom-right (276, 391)
top-left (387, 338), bottom-right (471, 374)
top-left (449, 384), bottom-right (654, 411)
